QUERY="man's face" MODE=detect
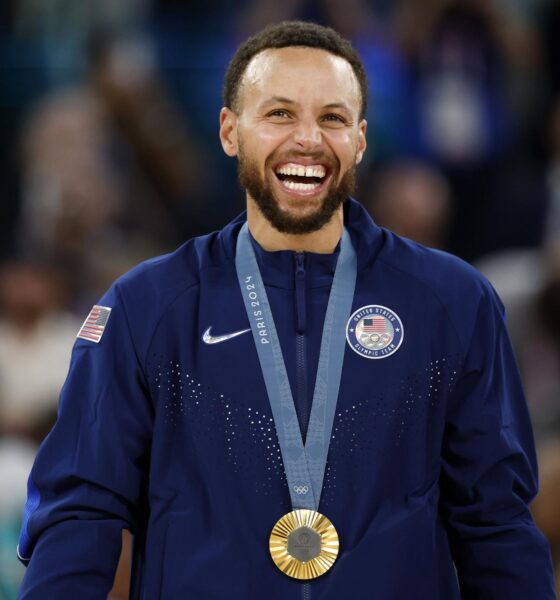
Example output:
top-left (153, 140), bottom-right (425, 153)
top-left (220, 47), bottom-right (367, 234)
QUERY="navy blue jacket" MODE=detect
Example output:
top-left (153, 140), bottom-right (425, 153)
top-left (18, 199), bottom-right (555, 599)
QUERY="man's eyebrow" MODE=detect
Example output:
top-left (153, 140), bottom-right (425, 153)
top-left (323, 102), bottom-right (352, 113)
top-left (259, 96), bottom-right (298, 108)
top-left (259, 98), bottom-right (354, 113)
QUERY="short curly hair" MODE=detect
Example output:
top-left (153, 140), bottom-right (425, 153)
top-left (223, 21), bottom-right (368, 119)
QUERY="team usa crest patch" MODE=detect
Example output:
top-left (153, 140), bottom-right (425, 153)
top-left (77, 305), bottom-right (112, 343)
top-left (346, 305), bottom-right (404, 359)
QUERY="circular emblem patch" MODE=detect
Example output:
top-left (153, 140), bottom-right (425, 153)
top-left (346, 305), bottom-right (404, 359)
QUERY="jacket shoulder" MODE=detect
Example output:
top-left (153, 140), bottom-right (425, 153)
top-left (378, 232), bottom-right (504, 352)
top-left (94, 230), bottom-right (226, 363)
top-left (382, 233), bottom-right (494, 297)
top-left (115, 227), bottom-right (230, 299)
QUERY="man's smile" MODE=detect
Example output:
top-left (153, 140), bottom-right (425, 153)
top-left (272, 161), bottom-right (333, 197)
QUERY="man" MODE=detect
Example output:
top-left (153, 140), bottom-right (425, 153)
top-left (17, 21), bottom-right (555, 599)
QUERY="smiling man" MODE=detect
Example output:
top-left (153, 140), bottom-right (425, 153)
top-left (17, 21), bottom-right (555, 600)
top-left (221, 43), bottom-right (366, 250)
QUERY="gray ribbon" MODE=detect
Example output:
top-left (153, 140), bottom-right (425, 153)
top-left (235, 222), bottom-right (357, 510)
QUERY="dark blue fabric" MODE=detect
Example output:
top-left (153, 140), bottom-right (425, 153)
top-left (18, 199), bottom-right (555, 599)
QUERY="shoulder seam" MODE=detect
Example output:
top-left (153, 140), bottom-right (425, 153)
top-left (114, 283), bottom-right (150, 386)
top-left (142, 280), bottom-right (201, 369)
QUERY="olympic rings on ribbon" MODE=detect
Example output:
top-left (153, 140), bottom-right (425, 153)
top-left (293, 485), bottom-right (309, 495)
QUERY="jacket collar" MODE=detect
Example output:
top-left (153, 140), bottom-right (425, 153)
top-left (219, 198), bottom-right (384, 289)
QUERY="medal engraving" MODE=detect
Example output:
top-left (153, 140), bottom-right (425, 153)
top-left (287, 526), bottom-right (321, 562)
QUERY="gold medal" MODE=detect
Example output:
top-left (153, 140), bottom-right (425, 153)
top-left (269, 509), bottom-right (339, 580)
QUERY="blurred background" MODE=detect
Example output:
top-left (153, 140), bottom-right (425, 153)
top-left (1, 0), bottom-right (560, 596)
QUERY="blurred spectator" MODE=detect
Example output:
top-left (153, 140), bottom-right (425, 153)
top-left (0, 261), bottom-right (78, 437)
top-left (532, 439), bottom-right (560, 596)
top-left (17, 34), bottom-right (206, 308)
top-left (363, 161), bottom-right (451, 249)
top-left (395, 0), bottom-right (539, 260)
top-left (89, 34), bottom-right (203, 209)
top-left (18, 85), bottom-right (127, 306)
top-left (533, 269), bottom-right (560, 434)
top-left (396, 0), bottom-right (534, 165)
top-left (13, 0), bottom-right (150, 86)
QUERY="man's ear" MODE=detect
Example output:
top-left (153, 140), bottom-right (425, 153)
top-left (355, 119), bottom-right (367, 165)
top-left (219, 107), bottom-right (239, 157)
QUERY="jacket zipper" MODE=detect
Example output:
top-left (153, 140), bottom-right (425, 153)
top-left (294, 253), bottom-right (308, 440)
top-left (294, 253), bottom-right (311, 600)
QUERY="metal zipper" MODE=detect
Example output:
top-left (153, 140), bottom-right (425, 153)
top-left (294, 253), bottom-right (308, 441)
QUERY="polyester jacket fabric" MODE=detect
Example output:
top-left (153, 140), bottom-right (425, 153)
top-left (18, 199), bottom-right (555, 599)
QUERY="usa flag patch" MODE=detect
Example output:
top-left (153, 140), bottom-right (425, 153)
top-left (77, 305), bottom-right (112, 343)
top-left (346, 304), bottom-right (404, 359)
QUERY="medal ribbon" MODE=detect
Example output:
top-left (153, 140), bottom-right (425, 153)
top-left (235, 222), bottom-right (357, 510)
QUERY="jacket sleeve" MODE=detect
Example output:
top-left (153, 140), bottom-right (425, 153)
top-left (17, 283), bottom-right (153, 599)
top-left (440, 285), bottom-right (556, 599)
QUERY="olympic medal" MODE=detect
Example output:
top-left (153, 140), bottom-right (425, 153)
top-left (269, 509), bottom-right (339, 580)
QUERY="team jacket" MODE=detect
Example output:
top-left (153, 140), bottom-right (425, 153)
top-left (18, 199), bottom-right (555, 599)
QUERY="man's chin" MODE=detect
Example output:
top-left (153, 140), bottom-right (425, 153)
top-left (276, 197), bottom-right (325, 218)
top-left (274, 212), bottom-right (326, 234)
top-left (257, 197), bottom-right (342, 235)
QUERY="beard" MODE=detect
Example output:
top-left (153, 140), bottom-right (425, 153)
top-left (237, 146), bottom-right (357, 235)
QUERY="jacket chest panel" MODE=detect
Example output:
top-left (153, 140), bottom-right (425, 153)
top-left (146, 272), bottom-right (463, 509)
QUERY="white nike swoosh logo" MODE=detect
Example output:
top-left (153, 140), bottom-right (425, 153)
top-left (202, 326), bottom-right (251, 345)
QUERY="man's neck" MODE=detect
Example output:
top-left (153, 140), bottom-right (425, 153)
top-left (246, 197), bottom-right (343, 254)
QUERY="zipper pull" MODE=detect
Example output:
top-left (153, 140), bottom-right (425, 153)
top-left (295, 253), bottom-right (306, 334)
top-left (295, 253), bottom-right (305, 277)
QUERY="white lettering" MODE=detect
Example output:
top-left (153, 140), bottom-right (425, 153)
top-left (374, 307), bottom-right (394, 321)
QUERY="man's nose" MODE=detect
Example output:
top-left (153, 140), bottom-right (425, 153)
top-left (292, 120), bottom-right (323, 151)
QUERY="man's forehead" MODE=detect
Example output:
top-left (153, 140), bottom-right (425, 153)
top-left (240, 46), bottom-right (360, 109)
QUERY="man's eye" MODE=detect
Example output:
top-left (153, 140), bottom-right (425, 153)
top-left (268, 110), bottom-right (291, 118)
top-left (323, 113), bottom-right (346, 124)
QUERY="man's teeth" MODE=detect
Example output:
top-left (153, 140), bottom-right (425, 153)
top-left (281, 180), bottom-right (321, 191)
top-left (276, 164), bottom-right (326, 178)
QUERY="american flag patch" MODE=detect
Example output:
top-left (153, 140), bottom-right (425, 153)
top-left (362, 316), bottom-right (386, 333)
top-left (77, 305), bottom-right (112, 343)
